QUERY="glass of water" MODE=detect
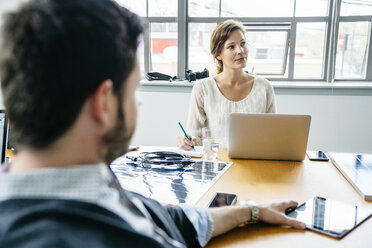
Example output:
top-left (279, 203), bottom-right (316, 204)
top-left (202, 127), bottom-right (219, 160)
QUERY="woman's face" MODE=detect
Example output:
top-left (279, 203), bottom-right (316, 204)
top-left (217, 29), bottom-right (248, 71)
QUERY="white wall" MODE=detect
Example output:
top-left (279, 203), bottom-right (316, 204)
top-left (1, 83), bottom-right (371, 153)
top-left (132, 91), bottom-right (372, 153)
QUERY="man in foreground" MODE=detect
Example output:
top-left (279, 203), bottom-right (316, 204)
top-left (0, 0), bottom-right (305, 247)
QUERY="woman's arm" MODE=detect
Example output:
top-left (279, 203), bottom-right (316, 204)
top-left (186, 81), bottom-right (207, 145)
top-left (266, 82), bottom-right (277, 113)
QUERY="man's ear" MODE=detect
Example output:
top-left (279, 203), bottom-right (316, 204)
top-left (217, 55), bottom-right (221, 60)
top-left (90, 79), bottom-right (116, 128)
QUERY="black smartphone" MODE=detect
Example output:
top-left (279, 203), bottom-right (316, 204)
top-left (208, 192), bottom-right (237, 208)
top-left (307, 151), bottom-right (329, 161)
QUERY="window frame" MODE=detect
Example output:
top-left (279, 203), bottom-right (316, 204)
top-left (335, 18), bottom-right (372, 81)
top-left (137, 0), bottom-right (372, 83)
top-left (185, 5), bottom-right (331, 81)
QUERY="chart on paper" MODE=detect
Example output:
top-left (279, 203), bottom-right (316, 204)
top-left (111, 154), bottom-right (231, 205)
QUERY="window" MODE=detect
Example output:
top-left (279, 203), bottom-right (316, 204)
top-left (255, 48), bottom-right (269, 59)
top-left (336, 0), bottom-right (372, 80)
top-left (335, 22), bottom-right (369, 79)
top-left (137, 39), bottom-right (145, 76)
top-left (186, 0), bottom-right (331, 80)
top-left (189, 0), bottom-right (219, 17)
top-left (117, 0), bottom-right (178, 77)
top-left (116, 0), bottom-right (146, 16)
top-left (295, 0), bottom-right (329, 17)
top-left (341, 0), bottom-right (372, 16)
top-left (244, 24), bottom-right (291, 76)
top-left (294, 23), bottom-right (327, 78)
top-left (221, 0), bottom-right (294, 17)
top-left (118, 0), bottom-right (372, 82)
top-left (188, 23), bottom-right (216, 73)
top-left (148, 0), bottom-right (177, 17)
top-left (150, 23), bottom-right (178, 75)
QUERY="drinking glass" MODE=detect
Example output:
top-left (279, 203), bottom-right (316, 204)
top-left (202, 127), bottom-right (219, 160)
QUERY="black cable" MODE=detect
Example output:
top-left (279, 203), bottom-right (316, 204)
top-left (126, 151), bottom-right (195, 169)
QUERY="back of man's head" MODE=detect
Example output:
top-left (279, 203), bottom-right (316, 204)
top-left (0, 0), bottom-right (143, 149)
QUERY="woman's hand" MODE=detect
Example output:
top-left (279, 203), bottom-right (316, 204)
top-left (177, 135), bottom-right (196, 150)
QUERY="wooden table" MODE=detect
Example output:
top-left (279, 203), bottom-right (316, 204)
top-left (196, 149), bottom-right (372, 248)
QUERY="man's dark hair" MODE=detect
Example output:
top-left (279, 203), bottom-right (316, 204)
top-left (0, 0), bottom-right (143, 148)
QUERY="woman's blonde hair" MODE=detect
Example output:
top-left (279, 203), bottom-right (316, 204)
top-left (210, 20), bottom-right (246, 74)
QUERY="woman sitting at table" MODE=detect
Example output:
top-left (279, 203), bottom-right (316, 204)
top-left (177, 19), bottom-right (276, 150)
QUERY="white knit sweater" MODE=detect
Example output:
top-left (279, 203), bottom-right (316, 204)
top-left (186, 76), bottom-right (276, 148)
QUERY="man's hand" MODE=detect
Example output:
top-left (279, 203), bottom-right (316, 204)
top-left (258, 200), bottom-right (306, 230)
top-left (210, 199), bottom-right (306, 238)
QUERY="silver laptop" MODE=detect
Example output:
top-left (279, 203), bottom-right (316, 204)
top-left (228, 113), bottom-right (311, 161)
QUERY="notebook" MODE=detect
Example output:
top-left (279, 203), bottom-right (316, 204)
top-left (328, 152), bottom-right (372, 201)
top-left (228, 113), bottom-right (311, 161)
top-left (170, 146), bottom-right (203, 158)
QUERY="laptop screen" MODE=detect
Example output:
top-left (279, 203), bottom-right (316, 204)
top-left (0, 111), bottom-right (8, 164)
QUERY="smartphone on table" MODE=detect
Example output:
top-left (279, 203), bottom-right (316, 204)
top-left (307, 151), bottom-right (329, 161)
top-left (208, 192), bottom-right (237, 208)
